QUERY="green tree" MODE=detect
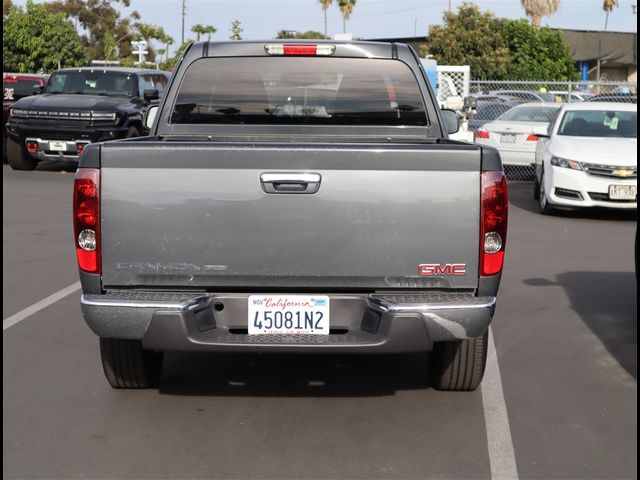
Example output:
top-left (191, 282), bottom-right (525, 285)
top-left (338, 0), bottom-right (356, 33)
top-left (229, 20), bottom-right (243, 40)
top-left (318, 0), bottom-right (333, 37)
top-left (202, 24), bottom-right (217, 41)
top-left (520, 0), bottom-right (561, 28)
top-left (425, 3), bottom-right (510, 80)
top-left (45, 0), bottom-right (140, 60)
top-left (191, 23), bottom-right (216, 42)
top-left (133, 23), bottom-right (168, 62)
top-left (3, 0), bottom-right (87, 72)
top-left (276, 29), bottom-right (329, 39)
top-left (502, 19), bottom-right (578, 81)
top-left (160, 40), bottom-right (192, 71)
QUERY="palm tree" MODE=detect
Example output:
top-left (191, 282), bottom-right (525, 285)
top-left (338, 0), bottom-right (356, 34)
top-left (163, 35), bottom-right (174, 61)
top-left (191, 24), bottom-right (206, 42)
top-left (603, 0), bottom-right (618, 30)
top-left (318, 0), bottom-right (333, 37)
top-left (520, 0), bottom-right (561, 28)
top-left (202, 24), bottom-right (217, 41)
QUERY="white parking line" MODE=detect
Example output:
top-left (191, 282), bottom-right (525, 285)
top-left (482, 328), bottom-right (519, 480)
top-left (3, 282), bottom-right (81, 331)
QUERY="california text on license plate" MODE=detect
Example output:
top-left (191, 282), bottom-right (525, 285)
top-left (501, 134), bottom-right (516, 143)
top-left (248, 295), bottom-right (330, 335)
top-left (49, 141), bottom-right (67, 151)
top-left (609, 185), bottom-right (637, 200)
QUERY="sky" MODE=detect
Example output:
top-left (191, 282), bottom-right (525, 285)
top-left (14, 0), bottom-right (639, 51)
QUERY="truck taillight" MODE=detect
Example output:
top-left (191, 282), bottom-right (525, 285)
top-left (480, 170), bottom-right (508, 276)
top-left (476, 129), bottom-right (490, 139)
top-left (73, 168), bottom-right (100, 273)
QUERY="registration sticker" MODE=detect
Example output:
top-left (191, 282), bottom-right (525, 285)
top-left (248, 295), bottom-right (330, 335)
top-left (49, 141), bottom-right (67, 151)
top-left (609, 185), bottom-right (637, 200)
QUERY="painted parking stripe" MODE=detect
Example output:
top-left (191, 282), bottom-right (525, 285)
top-left (481, 328), bottom-right (519, 480)
top-left (3, 282), bottom-right (81, 331)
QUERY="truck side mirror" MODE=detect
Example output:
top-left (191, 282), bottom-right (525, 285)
top-left (143, 89), bottom-right (160, 102)
top-left (144, 105), bottom-right (159, 130)
top-left (441, 109), bottom-right (460, 135)
top-left (32, 85), bottom-right (44, 95)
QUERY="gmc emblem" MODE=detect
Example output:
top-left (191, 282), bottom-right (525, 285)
top-left (419, 263), bottom-right (467, 276)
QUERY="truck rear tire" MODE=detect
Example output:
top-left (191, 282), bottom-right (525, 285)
top-left (429, 331), bottom-right (488, 391)
top-left (7, 138), bottom-right (38, 171)
top-left (99, 338), bottom-right (163, 388)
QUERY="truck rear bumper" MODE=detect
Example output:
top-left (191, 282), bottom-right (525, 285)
top-left (81, 292), bottom-right (496, 353)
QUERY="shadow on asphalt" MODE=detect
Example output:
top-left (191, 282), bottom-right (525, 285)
top-left (524, 272), bottom-right (637, 379)
top-left (34, 159), bottom-right (77, 173)
top-left (508, 181), bottom-right (637, 221)
top-left (158, 352), bottom-right (431, 396)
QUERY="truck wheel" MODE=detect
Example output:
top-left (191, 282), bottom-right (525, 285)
top-left (125, 126), bottom-right (140, 138)
top-left (429, 331), bottom-right (488, 391)
top-left (99, 337), bottom-right (163, 388)
top-left (538, 170), bottom-right (555, 215)
top-left (533, 175), bottom-right (540, 200)
top-left (7, 138), bottom-right (38, 171)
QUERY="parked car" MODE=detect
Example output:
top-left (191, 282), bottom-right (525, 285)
top-left (587, 93), bottom-right (637, 103)
top-left (489, 89), bottom-right (557, 103)
top-left (533, 102), bottom-right (637, 213)
top-left (547, 91), bottom-right (593, 102)
top-left (474, 102), bottom-right (561, 177)
top-left (3, 72), bottom-right (49, 161)
top-left (468, 100), bottom-right (520, 132)
top-left (5, 67), bottom-right (170, 170)
top-left (76, 40), bottom-right (508, 392)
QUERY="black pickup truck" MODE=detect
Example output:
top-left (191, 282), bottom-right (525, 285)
top-left (75, 41), bottom-right (508, 391)
top-left (5, 67), bottom-right (170, 170)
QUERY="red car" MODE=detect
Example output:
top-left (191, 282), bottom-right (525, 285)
top-left (3, 73), bottom-right (49, 161)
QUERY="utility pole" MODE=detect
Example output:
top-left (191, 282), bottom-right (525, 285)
top-left (181, 0), bottom-right (187, 44)
top-left (448, 0), bottom-right (452, 13)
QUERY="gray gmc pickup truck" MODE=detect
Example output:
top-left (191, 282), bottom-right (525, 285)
top-left (74, 41), bottom-right (508, 391)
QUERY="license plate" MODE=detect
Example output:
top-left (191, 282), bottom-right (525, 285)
top-left (248, 295), bottom-right (330, 335)
top-left (501, 134), bottom-right (516, 143)
top-left (609, 185), bottom-right (637, 200)
top-left (49, 141), bottom-right (67, 151)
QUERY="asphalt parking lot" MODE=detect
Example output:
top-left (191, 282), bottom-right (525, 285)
top-left (3, 162), bottom-right (637, 479)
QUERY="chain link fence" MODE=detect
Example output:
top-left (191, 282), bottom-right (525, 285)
top-left (467, 80), bottom-right (637, 180)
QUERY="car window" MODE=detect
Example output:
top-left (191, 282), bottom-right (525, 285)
top-left (558, 110), bottom-right (637, 138)
top-left (497, 105), bottom-right (559, 122)
top-left (3, 79), bottom-right (40, 101)
top-left (46, 70), bottom-right (136, 97)
top-left (171, 57), bottom-right (428, 126)
top-left (139, 74), bottom-right (168, 94)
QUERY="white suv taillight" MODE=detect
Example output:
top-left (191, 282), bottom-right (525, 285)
top-left (73, 168), bottom-right (100, 273)
top-left (480, 170), bottom-right (508, 276)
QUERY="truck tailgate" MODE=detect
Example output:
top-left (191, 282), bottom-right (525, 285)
top-left (100, 142), bottom-right (481, 290)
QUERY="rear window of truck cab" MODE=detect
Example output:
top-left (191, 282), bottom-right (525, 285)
top-left (170, 57), bottom-right (428, 126)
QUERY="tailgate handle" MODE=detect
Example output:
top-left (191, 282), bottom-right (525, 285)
top-left (260, 172), bottom-right (321, 194)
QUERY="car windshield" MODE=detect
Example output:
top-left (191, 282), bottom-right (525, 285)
top-left (496, 105), bottom-right (559, 122)
top-left (46, 70), bottom-right (136, 97)
top-left (171, 57), bottom-right (427, 126)
top-left (557, 110), bottom-right (637, 138)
